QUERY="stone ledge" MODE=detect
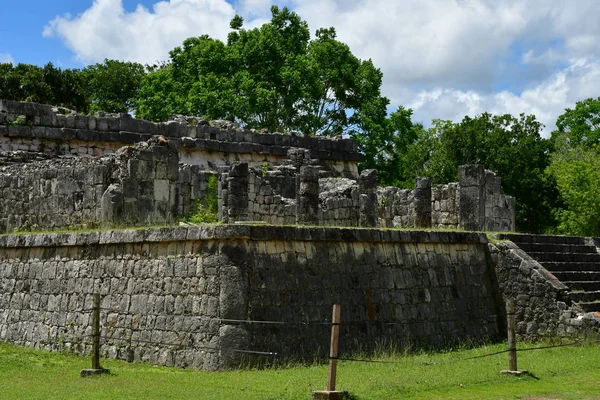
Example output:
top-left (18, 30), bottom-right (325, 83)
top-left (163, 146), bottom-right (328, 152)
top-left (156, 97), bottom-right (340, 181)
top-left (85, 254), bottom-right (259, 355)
top-left (0, 225), bottom-right (488, 248)
top-left (0, 100), bottom-right (361, 162)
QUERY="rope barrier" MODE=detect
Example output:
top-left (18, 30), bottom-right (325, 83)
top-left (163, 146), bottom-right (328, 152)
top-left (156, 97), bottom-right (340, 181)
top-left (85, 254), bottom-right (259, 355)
top-left (91, 335), bottom-right (278, 356)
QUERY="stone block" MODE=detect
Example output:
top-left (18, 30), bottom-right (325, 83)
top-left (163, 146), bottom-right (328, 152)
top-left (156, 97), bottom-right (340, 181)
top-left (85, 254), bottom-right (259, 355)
top-left (154, 180), bottom-right (170, 202)
top-left (120, 116), bottom-right (142, 133)
top-left (458, 164), bottom-right (485, 187)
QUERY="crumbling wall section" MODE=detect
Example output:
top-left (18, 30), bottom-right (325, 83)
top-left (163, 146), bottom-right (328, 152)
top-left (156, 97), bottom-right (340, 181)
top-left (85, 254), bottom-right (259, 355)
top-left (177, 165), bottom-right (218, 218)
top-left (247, 171), bottom-right (297, 225)
top-left (432, 183), bottom-right (460, 229)
top-left (0, 138), bottom-right (180, 233)
top-left (0, 100), bottom-right (361, 178)
top-left (0, 157), bottom-right (116, 233)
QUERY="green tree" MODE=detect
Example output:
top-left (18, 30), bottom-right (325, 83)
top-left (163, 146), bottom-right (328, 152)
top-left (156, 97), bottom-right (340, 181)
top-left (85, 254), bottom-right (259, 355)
top-left (82, 59), bottom-right (146, 113)
top-left (0, 62), bottom-right (87, 112)
top-left (354, 103), bottom-right (426, 187)
top-left (135, 6), bottom-right (385, 138)
top-left (554, 97), bottom-right (600, 146)
top-left (547, 98), bottom-right (600, 236)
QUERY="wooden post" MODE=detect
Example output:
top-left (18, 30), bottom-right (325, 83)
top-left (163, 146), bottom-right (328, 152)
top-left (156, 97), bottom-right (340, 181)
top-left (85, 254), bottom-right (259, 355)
top-left (313, 304), bottom-right (348, 399)
top-left (327, 304), bottom-right (341, 392)
top-left (91, 293), bottom-right (101, 370)
top-left (501, 298), bottom-right (527, 375)
top-left (81, 293), bottom-right (109, 377)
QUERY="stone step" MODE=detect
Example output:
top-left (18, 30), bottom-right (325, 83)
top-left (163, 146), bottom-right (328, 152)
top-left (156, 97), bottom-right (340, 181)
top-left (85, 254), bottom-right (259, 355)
top-left (568, 290), bottom-right (600, 303)
top-left (540, 262), bottom-right (600, 272)
top-left (517, 243), bottom-right (597, 254)
top-left (526, 252), bottom-right (600, 263)
top-left (563, 281), bottom-right (600, 292)
top-left (576, 302), bottom-right (600, 313)
top-left (500, 233), bottom-right (586, 245)
top-left (551, 271), bottom-right (600, 281)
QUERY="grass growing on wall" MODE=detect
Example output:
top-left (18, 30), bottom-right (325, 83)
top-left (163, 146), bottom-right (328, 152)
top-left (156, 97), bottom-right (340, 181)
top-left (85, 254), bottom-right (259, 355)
top-left (182, 175), bottom-right (219, 224)
top-left (1, 341), bottom-right (599, 399)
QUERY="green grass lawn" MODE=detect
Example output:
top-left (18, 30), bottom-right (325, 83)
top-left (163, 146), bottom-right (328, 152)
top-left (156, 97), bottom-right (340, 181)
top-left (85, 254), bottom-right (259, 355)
top-left (1, 342), bottom-right (599, 400)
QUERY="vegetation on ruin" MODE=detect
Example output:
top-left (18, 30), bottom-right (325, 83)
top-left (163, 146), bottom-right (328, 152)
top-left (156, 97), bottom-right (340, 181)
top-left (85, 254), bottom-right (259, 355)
top-left (1, 341), bottom-right (600, 399)
top-left (181, 175), bottom-right (219, 224)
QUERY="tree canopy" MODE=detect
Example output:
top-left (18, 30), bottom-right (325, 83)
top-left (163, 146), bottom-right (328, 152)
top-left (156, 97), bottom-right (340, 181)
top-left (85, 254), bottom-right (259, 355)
top-left (0, 59), bottom-right (145, 113)
top-left (134, 6), bottom-right (385, 137)
top-left (393, 113), bottom-right (560, 233)
top-left (547, 97), bottom-right (600, 236)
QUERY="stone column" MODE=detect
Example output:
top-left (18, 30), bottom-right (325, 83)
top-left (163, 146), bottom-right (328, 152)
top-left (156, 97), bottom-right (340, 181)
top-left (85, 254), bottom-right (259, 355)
top-left (458, 164), bottom-right (486, 231)
top-left (359, 169), bottom-right (378, 227)
top-left (226, 163), bottom-right (249, 222)
top-left (297, 166), bottom-right (320, 225)
top-left (217, 241), bottom-right (250, 369)
top-left (414, 177), bottom-right (432, 228)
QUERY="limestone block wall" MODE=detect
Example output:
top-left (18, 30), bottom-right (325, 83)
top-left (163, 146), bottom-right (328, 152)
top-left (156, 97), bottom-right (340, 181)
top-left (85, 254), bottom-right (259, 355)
top-left (0, 100), bottom-right (360, 178)
top-left (318, 178), bottom-right (359, 227)
top-left (483, 171), bottom-right (516, 232)
top-left (0, 226), bottom-right (502, 369)
top-left (177, 165), bottom-right (218, 218)
top-left (0, 138), bottom-right (180, 233)
top-left (377, 187), bottom-right (415, 228)
top-left (432, 183), bottom-right (460, 229)
top-left (489, 241), bottom-right (592, 339)
top-left (0, 230), bottom-right (224, 370)
top-left (0, 158), bottom-right (115, 233)
top-left (459, 165), bottom-right (515, 232)
top-left (247, 171), bottom-right (296, 225)
top-left (103, 140), bottom-right (180, 227)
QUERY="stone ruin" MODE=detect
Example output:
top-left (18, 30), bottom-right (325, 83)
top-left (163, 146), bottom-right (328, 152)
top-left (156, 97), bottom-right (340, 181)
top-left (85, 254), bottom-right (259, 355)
top-left (2, 100), bottom-right (599, 372)
top-left (0, 99), bottom-right (516, 233)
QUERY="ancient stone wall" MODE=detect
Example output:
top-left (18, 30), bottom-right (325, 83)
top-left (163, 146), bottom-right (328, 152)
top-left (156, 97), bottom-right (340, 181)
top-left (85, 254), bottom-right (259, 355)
top-left (177, 165), bottom-right (218, 218)
top-left (431, 183), bottom-right (460, 229)
top-left (459, 165), bottom-right (515, 232)
top-left (0, 138), bottom-right (179, 233)
top-left (0, 100), bottom-right (360, 178)
top-left (0, 226), bottom-right (502, 369)
top-left (318, 178), bottom-right (359, 227)
top-left (0, 157), bottom-right (115, 233)
top-left (377, 187), bottom-right (415, 228)
top-left (216, 162), bottom-right (515, 232)
top-left (246, 172), bottom-right (297, 225)
top-left (489, 241), bottom-right (596, 339)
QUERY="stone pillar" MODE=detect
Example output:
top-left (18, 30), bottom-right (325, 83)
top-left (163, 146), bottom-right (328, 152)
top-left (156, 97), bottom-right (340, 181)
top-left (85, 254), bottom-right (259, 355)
top-left (458, 164), bottom-right (486, 231)
top-left (359, 169), bottom-right (378, 227)
top-left (218, 172), bottom-right (229, 223)
top-left (226, 163), bottom-right (249, 222)
top-left (414, 177), bottom-right (432, 228)
top-left (297, 166), bottom-right (320, 225)
top-left (217, 242), bottom-right (250, 369)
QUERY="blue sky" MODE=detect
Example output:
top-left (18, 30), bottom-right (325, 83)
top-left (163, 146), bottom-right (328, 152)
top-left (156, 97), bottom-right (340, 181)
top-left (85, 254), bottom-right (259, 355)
top-left (2, 0), bottom-right (600, 136)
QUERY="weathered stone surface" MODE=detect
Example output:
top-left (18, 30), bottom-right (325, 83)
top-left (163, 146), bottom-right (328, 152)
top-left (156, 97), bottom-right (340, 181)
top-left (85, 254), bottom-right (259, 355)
top-left (492, 240), bottom-right (593, 339)
top-left (0, 226), bottom-right (499, 370)
top-left (359, 169), bottom-right (378, 227)
top-left (297, 166), bottom-right (320, 225)
top-left (414, 177), bottom-right (432, 229)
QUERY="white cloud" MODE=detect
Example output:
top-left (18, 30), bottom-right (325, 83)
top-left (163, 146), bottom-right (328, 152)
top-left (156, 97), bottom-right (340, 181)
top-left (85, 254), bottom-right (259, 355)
top-left (43, 0), bottom-right (237, 64)
top-left (408, 59), bottom-right (600, 137)
top-left (0, 53), bottom-right (14, 64)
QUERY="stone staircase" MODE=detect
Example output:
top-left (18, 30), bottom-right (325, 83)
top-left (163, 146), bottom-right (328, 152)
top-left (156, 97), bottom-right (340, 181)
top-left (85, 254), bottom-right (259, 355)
top-left (500, 234), bottom-right (600, 312)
